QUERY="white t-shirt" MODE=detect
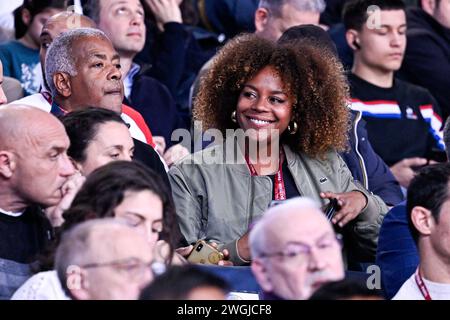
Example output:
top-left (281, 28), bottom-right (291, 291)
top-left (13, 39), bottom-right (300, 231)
top-left (393, 273), bottom-right (450, 300)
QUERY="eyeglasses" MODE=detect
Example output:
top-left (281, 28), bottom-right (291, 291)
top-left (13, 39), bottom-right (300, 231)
top-left (259, 234), bottom-right (343, 265)
top-left (81, 257), bottom-right (154, 282)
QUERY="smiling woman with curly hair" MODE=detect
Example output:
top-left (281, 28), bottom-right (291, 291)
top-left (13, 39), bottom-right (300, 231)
top-left (169, 34), bottom-right (387, 266)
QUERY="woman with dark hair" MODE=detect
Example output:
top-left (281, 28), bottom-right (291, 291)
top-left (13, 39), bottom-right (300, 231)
top-left (12, 160), bottom-right (183, 300)
top-left (0, 0), bottom-right (68, 95)
top-left (169, 34), bottom-right (388, 266)
top-left (61, 107), bottom-right (135, 177)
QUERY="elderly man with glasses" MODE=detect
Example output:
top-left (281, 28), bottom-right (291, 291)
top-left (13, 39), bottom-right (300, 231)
top-left (249, 197), bottom-right (345, 300)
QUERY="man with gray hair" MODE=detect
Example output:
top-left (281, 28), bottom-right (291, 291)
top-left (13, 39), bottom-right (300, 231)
top-left (250, 197), bottom-right (345, 300)
top-left (10, 12), bottom-right (155, 148)
top-left (254, 0), bottom-right (326, 40)
top-left (55, 218), bottom-right (154, 300)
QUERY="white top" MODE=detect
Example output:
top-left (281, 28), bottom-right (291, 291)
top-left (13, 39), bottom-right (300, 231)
top-left (393, 273), bottom-right (450, 300)
top-left (11, 270), bottom-right (70, 300)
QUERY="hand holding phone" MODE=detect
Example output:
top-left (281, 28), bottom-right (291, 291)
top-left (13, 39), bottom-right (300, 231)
top-left (187, 240), bottom-right (225, 265)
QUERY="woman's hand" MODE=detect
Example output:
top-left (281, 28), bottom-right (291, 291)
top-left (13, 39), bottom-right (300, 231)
top-left (320, 191), bottom-right (368, 227)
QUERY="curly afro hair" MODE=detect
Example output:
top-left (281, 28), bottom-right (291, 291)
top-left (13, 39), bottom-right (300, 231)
top-left (194, 33), bottom-right (350, 158)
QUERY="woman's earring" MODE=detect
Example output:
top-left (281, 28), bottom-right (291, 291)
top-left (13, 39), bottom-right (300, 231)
top-left (231, 111), bottom-right (237, 123)
top-left (288, 121), bottom-right (298, 135)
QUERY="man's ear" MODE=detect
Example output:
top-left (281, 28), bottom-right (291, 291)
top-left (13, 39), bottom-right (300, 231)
top-left (251, 259), bottom-right (273, 293)
top-left (0, 151), bottom-right (16, 179)
top-left (346, 29), bottom-right (361, 51)
top-left (66, 266), bottom-right (91, 300)
top-left (21, 8), bottom-right (31, 27)
top-left (53, 72), bottom-right (72, 98)
top-left (421, 0), bottom-right (437, 16)
top-left (411, 206), bottom-right (435, 237)
top-left (254, 8), bottom-right (270, 34)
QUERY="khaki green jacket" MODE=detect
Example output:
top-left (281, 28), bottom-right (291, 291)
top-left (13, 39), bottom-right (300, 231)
top-left (169, 141), bottom-right (388, 265)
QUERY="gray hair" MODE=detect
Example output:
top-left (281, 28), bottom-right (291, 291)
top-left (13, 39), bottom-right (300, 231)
top-left (54, 218), bottom-right (130, 295)
top-left (45, 27), bottom-right (108, 97)
top-left (259, 0), bottom-right (326, 16)
top-left (249, 197), bottom-right (320, 258)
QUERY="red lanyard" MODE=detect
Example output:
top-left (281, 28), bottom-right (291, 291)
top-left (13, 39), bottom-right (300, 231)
top-left (244, 150), bottom-right (286, 200)
top-left (414, 267), bottom-right (432, 300)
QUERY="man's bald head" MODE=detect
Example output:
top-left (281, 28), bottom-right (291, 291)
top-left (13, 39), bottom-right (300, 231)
top-left (0, 105), bottom-right (74, 210)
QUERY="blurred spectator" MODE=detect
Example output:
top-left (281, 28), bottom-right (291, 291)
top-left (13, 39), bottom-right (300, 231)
top-left (0, 0), bottom-right (68, 95)
top-left (309, 278), bottom-right (384, 299)
top-left (55, 219), bottom-right (154, 300)
top-left (140, 265), bottom-right (230, 300)
top-left (398, 0), bottom-right (450, 121)
top-left (278, 24), bottom-right (403, 207)
top-left (40, 27), bottom-right (169, 181)
top-left (0, 105), bottom-right (79, 299)
top-left (12, 160), bottom-right (182, 299)
top-left (393, 163), bottom-right (450, 299)
top-left (132, 0), bottom-right (219, 110)
top-left (250, 197), bottom-right (345, 300)
top-left (0, 60), bottom-right (8, 104)
top-left (84, 0), bottom-right (190, 164)
top-left (344, 0), bottom-right (444, 188)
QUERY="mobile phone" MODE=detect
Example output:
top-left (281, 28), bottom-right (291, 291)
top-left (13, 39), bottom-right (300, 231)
top-left (187, 240), bottom-right (224, 265)
top-left (323, 198), bottom-right (340, 221)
